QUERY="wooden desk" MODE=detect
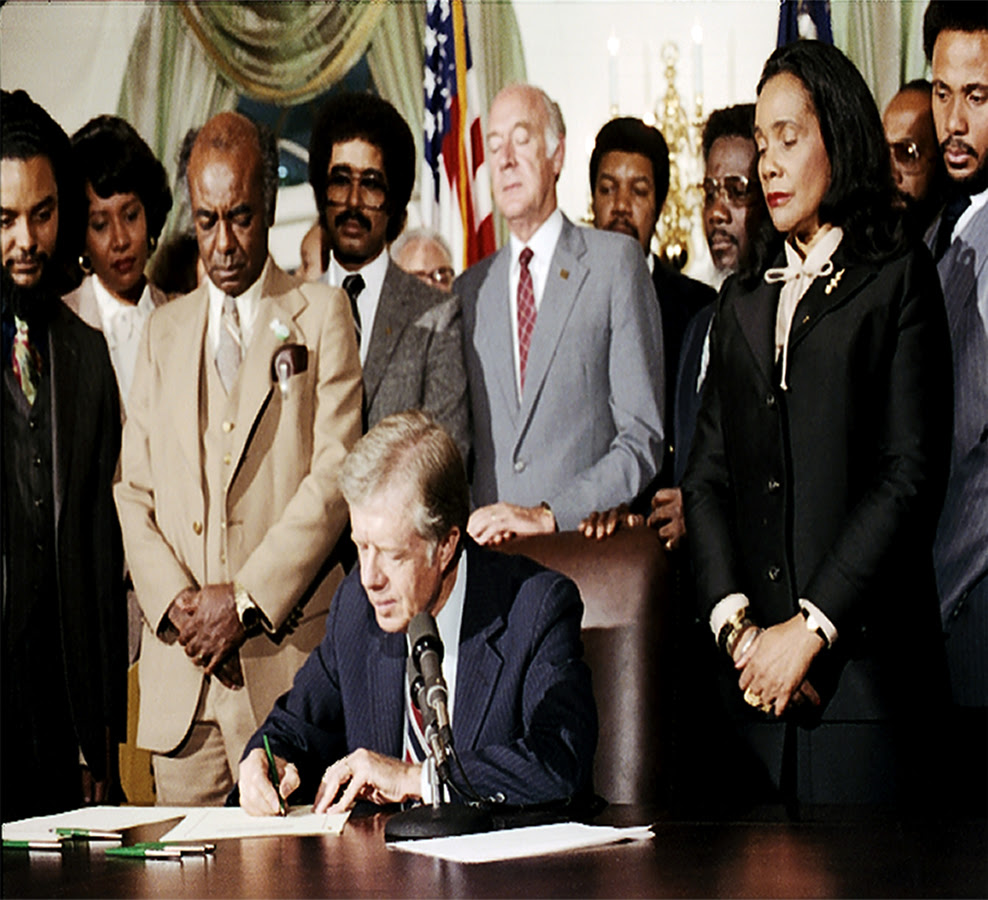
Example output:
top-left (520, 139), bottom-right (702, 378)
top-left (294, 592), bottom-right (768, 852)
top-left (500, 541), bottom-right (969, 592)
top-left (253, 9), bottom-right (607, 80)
top-left (3, 807), bottom-right (985, 898)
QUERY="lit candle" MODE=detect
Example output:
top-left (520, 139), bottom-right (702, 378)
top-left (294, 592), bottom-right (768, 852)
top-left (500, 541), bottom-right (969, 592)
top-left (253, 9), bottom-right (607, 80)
top-left (691, 20), bottom-right (703, 109)
top-left (644, 40), bottom-right (652, 114)
top-left (608, 30), bottom-right (620, 114)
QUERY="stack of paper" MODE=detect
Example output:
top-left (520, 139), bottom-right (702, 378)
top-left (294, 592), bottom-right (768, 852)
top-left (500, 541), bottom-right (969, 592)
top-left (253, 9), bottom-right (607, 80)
top-left (390, 822), bottom-right (654, 863)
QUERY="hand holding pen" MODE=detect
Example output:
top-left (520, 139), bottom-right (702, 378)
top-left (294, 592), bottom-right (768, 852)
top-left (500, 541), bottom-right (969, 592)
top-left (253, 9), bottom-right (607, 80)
top-left (237, 738), bottom-right (299, 816)
top-left (263, 736), bottom-right (289, 817)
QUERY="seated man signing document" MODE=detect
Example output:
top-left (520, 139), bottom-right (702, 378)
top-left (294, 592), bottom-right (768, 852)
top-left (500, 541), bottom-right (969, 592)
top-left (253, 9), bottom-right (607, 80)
top-left (239, 411), bottom-right (597, 815)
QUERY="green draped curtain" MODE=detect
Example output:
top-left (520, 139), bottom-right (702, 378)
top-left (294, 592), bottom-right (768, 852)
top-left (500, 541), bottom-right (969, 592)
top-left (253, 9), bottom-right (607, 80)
top-left (118, 4), bottom-right (239, 248)
top-left (831, 0), bottom-right (929, 112)
top-left (119, 0), bottom-right (526, 251)
top-left (178, 1), bottom-right (386, 105)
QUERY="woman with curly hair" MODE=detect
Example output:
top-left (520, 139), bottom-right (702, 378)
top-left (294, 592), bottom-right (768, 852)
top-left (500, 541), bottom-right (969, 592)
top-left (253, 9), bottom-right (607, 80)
top-left (63, 115), bottom-right (172, 415)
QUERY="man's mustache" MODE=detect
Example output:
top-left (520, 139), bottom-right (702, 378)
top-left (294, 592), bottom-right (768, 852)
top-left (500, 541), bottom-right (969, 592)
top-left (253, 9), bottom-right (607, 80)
top-left (941, 136), bottom-right (978, 159)
top-left (4, 250), bottom-right (48, 268)
top-left (334, 209), bottom-right (373, 231)
top-left (707, 228), bottom-right (738, 246)
top-left (605, 215), bottom-right (640, 240)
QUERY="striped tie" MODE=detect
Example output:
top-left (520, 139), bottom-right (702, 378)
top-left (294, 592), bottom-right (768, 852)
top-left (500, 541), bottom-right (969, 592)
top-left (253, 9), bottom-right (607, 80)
top-left (215, 295), bottom-right (242, 393)
top-left (405, 696), bottom-right (427, 763)
top-left (517, 247), bottom-right (536, 393)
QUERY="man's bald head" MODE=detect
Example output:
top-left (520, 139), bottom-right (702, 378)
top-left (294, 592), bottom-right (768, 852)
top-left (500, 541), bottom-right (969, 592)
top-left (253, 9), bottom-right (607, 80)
top-left (186, 112), bottom-right (277, 296)
top-left (188, 112), bottom-right (279, 227)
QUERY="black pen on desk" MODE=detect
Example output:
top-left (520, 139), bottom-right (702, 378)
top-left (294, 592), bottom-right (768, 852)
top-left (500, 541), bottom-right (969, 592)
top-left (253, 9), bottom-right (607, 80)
top-left (3, 840), bottom-right (64, 851)
top-left (55, 828), bottom-right (123, 841)
top-left (263, 733), bottom-right (288, 816)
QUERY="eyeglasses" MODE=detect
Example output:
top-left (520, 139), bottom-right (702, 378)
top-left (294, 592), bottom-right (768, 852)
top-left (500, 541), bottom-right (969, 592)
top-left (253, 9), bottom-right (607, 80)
top-left (325, 167), bottom-right (388, 211)
top-left (409, 266), bottom-right (455, 288)
top-left (888, 140), bottom-right (924, 173)
top-left (701, 175), bottom-right (755, 206)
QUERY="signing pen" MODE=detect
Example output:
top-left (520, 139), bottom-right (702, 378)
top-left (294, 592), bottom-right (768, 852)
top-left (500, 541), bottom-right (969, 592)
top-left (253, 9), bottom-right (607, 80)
top-left (56, 828), bottom-right (123, 841)
top-left (105, 846), bottom-right (183, 859)
top-left (3, 840), bottom-right (64, 851)
top-left (263, 733), bottom-right (288, 816)
top-left (132, 841), bottom-right (216, 855)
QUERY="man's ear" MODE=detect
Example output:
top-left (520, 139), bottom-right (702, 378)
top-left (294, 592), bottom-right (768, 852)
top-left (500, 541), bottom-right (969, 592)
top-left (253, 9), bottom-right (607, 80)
top-left (552, 135), bottom-right (566, 182)
top-left (437, 526), bottom-right (461, 574)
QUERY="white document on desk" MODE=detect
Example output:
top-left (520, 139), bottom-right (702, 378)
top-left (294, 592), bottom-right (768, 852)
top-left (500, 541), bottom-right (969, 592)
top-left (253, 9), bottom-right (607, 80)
top-left (391, 822), bottom-right (654, 863)
top-left (2, 806), bottom-right (198, 842)
top-left (159, 806), bottom-right (350, 842)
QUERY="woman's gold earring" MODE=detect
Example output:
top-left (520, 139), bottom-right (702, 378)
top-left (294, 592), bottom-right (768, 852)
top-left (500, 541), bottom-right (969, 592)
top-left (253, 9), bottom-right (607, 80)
top-left (79, 254), bottom-right (93, 275)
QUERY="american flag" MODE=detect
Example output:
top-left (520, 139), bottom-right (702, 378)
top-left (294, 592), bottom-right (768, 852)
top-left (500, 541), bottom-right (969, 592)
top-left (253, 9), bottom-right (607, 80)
top-left (422, 0), bottom-right (495, 270)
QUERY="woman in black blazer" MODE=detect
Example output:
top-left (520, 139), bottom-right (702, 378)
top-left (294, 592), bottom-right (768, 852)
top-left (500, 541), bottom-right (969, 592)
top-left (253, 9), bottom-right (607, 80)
top-left (682, 41), bottom-right (952, 809)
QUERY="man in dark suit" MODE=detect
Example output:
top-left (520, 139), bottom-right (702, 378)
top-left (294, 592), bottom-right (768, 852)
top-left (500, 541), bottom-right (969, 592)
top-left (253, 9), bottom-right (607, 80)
top-left (460, 84), bottom-right (665, 545)
top-left (923, 0), bottom-right (988, 812)
top-left (582, 105), bottom-right (766, 548)
top-left (1, 90), bottom-right (125, 819)
top-left (309, 93), bottom-right (469, 460)
top-left (589, 116), bottom-right (716, 486)
top-left (238, 412), bottom-right (596, 814)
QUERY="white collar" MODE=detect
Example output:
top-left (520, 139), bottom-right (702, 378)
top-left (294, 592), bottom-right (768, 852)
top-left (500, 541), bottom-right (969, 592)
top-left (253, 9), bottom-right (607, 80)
top-left (206, 256), bottom-right (271, 353)
top-left (91, 274), bottom-right (155, 328)
top-left (955, 184), bottom-right (988, 239)
top-left (405, 546), bottom-right (468, 718)
top-left (509, 207), bottom-right (563, 267)
top-left (326, 249), bottom-right (390, 364)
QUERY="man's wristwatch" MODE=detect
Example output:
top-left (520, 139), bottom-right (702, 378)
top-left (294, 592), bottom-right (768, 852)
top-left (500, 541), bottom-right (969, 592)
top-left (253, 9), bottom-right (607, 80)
top-left (233, 582), bottom-right (261, 633)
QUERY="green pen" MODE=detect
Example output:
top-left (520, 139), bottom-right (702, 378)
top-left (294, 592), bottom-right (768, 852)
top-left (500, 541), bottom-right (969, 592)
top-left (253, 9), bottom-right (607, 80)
top-left (263, 734), bottom-right (288, 816)
top-left (3, 840), bottom-right (64, 851)
top-left (56, 828), bottom-right (123, 841)
top-left (105, 846), bottom-right (182, 859)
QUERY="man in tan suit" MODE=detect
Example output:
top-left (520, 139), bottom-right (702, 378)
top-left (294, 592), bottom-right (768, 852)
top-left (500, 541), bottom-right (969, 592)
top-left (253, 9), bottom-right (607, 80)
top-left (115, 112), bottom-right (363, 804)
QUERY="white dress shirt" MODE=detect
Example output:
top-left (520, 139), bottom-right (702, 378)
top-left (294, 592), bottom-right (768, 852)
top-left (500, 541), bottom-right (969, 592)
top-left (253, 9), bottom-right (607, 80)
top-left (205, 257), bottom-right (271, 359)
top-left (90, 274), bottom-right (157, 415)
top-left (324, 249), bottom-right (389, 365)
top-left (405, 549), bottom-right (467, 801)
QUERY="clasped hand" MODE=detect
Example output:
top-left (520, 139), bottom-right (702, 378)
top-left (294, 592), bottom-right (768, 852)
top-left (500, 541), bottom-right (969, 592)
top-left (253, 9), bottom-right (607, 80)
top-left (239, 747), bottom-right (421, 817)
top-left (734, 615), bottom-right (823, 716)
top-left (168, 584), bottom-right (246, 688)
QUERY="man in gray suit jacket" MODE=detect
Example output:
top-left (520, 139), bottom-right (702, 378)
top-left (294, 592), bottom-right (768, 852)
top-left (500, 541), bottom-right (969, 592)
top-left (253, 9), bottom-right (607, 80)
top-left (458, 84), bottom-right (664, 542)
top-left (309, 93), bottom-right (469, 459)
top-left (923, 1), bottom-right (987, 811)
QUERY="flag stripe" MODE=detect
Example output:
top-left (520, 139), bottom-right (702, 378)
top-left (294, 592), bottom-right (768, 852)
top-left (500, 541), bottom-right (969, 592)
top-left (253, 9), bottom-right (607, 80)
top-left (423, 0), bottom-right (495, 270)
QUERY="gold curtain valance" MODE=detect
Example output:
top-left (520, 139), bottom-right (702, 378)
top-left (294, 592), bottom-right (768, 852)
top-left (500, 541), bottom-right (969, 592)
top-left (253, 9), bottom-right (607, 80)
top-left (178, 1), bottom-right (387, 105)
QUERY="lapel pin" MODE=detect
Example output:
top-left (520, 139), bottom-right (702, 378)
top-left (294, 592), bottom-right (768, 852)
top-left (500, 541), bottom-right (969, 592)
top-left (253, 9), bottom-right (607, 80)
top-left (802, 314), bottom-right (810, 324)
top-left (560, 269), bottom-right (569, 280)
top-left (824, 268), bottom-right (845, 295)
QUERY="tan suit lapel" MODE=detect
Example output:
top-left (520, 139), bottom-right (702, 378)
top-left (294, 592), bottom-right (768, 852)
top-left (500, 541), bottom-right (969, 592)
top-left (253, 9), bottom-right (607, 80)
top-left (163, 285), bottom-right (209, 482)
top-left (225, 267), bottom-right (308, 487)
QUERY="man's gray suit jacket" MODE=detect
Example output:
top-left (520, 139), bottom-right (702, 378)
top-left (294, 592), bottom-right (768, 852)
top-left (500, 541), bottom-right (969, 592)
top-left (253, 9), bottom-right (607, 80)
top-left (456, 214), bottom-right (665, 530)
top-left (364, 259), bottom-right (469, 460)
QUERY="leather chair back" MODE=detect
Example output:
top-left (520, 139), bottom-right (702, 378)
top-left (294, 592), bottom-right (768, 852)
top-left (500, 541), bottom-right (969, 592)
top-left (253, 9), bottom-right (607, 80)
top-left (498, 529), bottom-right (671, 805)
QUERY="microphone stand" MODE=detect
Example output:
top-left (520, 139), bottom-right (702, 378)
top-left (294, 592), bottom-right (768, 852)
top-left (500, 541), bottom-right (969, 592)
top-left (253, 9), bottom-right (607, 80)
top-left (384, 657), bottom-right (494, 842)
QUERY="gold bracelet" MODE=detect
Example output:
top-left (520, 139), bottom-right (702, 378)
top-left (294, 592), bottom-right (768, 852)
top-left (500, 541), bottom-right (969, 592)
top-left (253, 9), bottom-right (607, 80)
top-left (718, 606), bottom-right (751, 656)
